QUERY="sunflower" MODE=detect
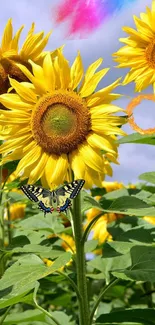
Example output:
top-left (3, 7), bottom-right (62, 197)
top-left (0, 19), bottom-right (59, 96)
top-left (113, 1), bottom-right (155, 92)
top-left (0, 51), bottom-right (126, 188)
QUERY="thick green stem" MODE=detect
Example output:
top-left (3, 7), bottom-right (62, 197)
top-left (72, 194), bottom-right (90, 325)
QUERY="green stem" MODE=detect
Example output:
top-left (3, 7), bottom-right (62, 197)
top-left (6, 200), bottom-right (12, 245)
top-left (58, 270), bottom-right (82, 303)
top-left (72, 194), bottom-right (90, 325)
top-left (82, 212), bottom-right (104, 245)
top-left (0, 306), bottom-right (12, 325)
top-left (90, 278), bottom-right (119, 325)
top-left (0, 164), bottom-right (5, 277)
top-left (34, 297), bottom-right (61, 325)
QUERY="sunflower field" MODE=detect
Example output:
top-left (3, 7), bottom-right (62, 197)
top-left (1, 1), bottom-right (155, 325)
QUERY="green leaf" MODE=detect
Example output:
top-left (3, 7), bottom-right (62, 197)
top-left (109, 196), bottom-right (149, 210)
top-left (101, 196), bottom-right (155, 216)
top-left (117, 132), bottom-right (155, 145)
top-left (113, 246), bottom-right (155, 283)
top-left (2, 310), bottom-right (45, 324)
top-left (139, 172), bottom-right (155, 184)
top-left (96, 308), bottom-right (155, 325)
top-left (0, 252), bottom-right (71, 308)
top-left (18, 213), bottom-right (64, 233)
top-left (81, 191), bottom-right (102, 214)
top-left (11, 244), bottom-right (65, 259)
top-left (84, 240), bottom-right (98, 253)
top-left (87, 253), bottom-right (131, 284)
top-left (103, 188), bottom-right (129, 200)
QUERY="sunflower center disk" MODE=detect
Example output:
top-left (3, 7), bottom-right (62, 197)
top-left (145, 40), bottom-right (155, 69)
top-left (31, 91), bottom-right (91, 155)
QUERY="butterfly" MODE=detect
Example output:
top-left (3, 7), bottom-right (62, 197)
top-left (20, 179), bottom-right (85, 216)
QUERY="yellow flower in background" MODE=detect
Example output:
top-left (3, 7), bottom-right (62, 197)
top-left (113, 1), bottom-right (155, 92)
top-left (9, 202), bottom-right (26, 220)
top-left (4, 202), bottom-right (26, 221)
top-left (43, 258), bottom-right (64, 271)
top-left (60, 233), bottom-right (76, 253)
top-left (102, 181), bottom-right (124, 192)
top-left (0, 19), bottom-right (59, 97)
top-left (0, 51), bottom-right (126, 189)
top-left (143, 216), bottom-right (155, 225)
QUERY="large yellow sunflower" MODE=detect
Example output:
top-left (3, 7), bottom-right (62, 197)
top-left (113, 0), bottom-right (155, 92)
top-left (0, 19), bottom-right (59, 96)
top-left (0, 51), bottom-right (126, 188)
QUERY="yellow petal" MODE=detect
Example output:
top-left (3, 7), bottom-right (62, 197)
top-left (0, 134), bottom-right (32, 154)
top-left (29, 32), bottom-right (51, 61)
top-left (84, 58), bottom-right (103, 82)
top-left (79, 143), bottom-right (104, 173)
top-left (87, 133), bottom-right (116, 154)
top-left (0, 93), bottom-right (33, 110)
top-left (84, 166), bottom-right (103, 189)
top-left (90, 104), bottom-right (125, 115)
top-left (11, 25), bottom-right (24, 52)
top-left (69, 51), bottom-right (84, 90)
top-left (29, 60), bottom-right (44, 80)
top-left (50, 154), bottom-right (69, 184)
top-left (15, 143), bottom-right (41, 176)
top-left (43, 53), bottom-right (55, 91)
top-left (44, 155), bottom-right (59, 186)
top-left (58, 50), bottom-right (70, 89)
top-left (69, 149), bottom-right (85, 179)
top-left (79, 68), bottom-right (109, 97)
top-left (1, 19), bottom-right (13, 52)
top-left (9, 78), bottom-right (37, 103)
top-left (29, 152), bottom-right (49, 183)
top-left (86, 77), bottom-right (122, 107)
top-left (92, 124), bottom-right (126, 136)
top-left (16, 63), bottom-right (46, 95)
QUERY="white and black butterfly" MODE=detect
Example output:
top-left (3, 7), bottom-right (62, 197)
top-left (20, 179), bottom-right (85, 216)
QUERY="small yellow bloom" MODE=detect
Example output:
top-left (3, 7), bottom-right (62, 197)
top-left (8, 202), bottom-right (26, 220)
top-left (113, 1), bottom-right (155, 92)
top-left (143, 216), bottom-right (155, 225)
top-left (102, 181), bottom-right (124, 192)
top-left (92, 213), bottom-right (122, 244)
top-left (60, 233), bottom-right (76, 253)
top-left (43, 258), bottom-right (64, 271)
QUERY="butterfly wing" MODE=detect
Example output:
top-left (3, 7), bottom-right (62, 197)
top-left (55, 179), bottom-right (85, 212)
top-left (20, 185), bottom-right (54, 215)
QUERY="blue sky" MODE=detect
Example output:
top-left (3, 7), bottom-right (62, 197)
top-left (0, 0), bottom-right (154, 184)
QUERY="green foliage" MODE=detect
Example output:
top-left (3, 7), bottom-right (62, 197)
top-left (2, 170), bottom-right (155, 325)
top-left (117, 132), bottom-right (155, 145)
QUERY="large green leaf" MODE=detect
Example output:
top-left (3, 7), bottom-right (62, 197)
top-left (0, 252), bottom-right (71, 309)
top-left (117, 132), bottom-right (155, 145)
top-left (102, 196), bottom-right (155, 216)
top-left (113, 246), bottom-right (155, 283)
top-left (18, 213), bottom-right (64, 233)
top-left (103, 188), bottom-right (129, 200)
top-left (96, 308), bottom-right (155, 325)
top-left (87, 253), bottom-right (131, 284)
top-left (139, 172), bottom-right (155, 184)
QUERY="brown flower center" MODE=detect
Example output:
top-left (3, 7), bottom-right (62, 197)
top-left (145, 40), bottom-right (155, 69)
top-left (31, 90), bottom-right (91, 155)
